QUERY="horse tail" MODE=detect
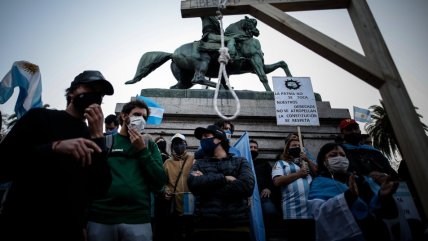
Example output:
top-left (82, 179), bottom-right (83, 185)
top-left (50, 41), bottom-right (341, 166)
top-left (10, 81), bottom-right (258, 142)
top-left (125, 51), bottom-right (172, 84)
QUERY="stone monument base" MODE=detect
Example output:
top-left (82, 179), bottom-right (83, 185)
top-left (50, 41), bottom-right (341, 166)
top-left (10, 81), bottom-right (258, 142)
top-left (115, 88), bottom-right (350, 162)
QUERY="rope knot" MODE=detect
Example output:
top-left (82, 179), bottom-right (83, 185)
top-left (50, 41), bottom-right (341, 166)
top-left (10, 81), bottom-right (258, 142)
top-left (218, 47), bottom-right (230, 65)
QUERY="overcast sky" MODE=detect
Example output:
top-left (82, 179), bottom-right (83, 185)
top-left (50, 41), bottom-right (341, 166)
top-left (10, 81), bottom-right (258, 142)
top-left (1, 0), bottom-right (427, 130)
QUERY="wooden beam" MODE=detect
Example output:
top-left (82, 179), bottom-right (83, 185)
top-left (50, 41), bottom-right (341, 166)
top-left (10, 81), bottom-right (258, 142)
top-left (248, 3), bottom-right (385, 88)
top-left (181, 0), bottom-right (428, 218)
top-left (181, 0), bottom-right (350, 18)
top-left (348, 0), bottom-right (428, 219)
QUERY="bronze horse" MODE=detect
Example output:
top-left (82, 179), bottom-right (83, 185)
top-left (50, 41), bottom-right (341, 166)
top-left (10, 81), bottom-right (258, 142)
top-left (125, 16), bottom-right (292, 91)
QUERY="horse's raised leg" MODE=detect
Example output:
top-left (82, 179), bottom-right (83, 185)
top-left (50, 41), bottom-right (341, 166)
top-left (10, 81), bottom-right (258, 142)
top-left (250, 54), bottom-right (272, 91)
top-left (263, 60), bottom-right (292, 77)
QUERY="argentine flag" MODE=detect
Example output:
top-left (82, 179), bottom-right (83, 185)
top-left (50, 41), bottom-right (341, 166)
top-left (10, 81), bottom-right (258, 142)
top-left (353, 106), bottom-right (371, 123)
top-left (137, 95), bottom-right (164, 125)
top-left (0, 61), bottom-right (43, 119)
top-left (234, 131), bottom-right (266, 241)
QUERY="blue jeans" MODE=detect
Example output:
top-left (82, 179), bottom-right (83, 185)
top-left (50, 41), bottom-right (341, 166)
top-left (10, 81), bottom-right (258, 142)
top-left (87, 222), bottom-right (152, 241)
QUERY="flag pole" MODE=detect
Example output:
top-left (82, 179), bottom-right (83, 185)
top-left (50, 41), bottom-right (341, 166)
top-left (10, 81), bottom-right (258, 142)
top-left (297, 126), bottom-right (304, 150)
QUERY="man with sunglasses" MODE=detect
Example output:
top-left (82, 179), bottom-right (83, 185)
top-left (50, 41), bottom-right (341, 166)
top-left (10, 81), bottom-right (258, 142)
top-left (86, 99), bottom-right (167, 241)
top-left (0, 70), bottom-right (114, 241)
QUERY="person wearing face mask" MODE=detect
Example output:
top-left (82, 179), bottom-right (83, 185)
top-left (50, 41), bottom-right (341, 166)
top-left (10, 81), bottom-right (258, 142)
top-left (285, 132), bottom-right (317, 165)
top-left (307, 142), bottom-right (410, 241)
top-left (0, 70), bottom-right (114, 241)
top-left (214, 119), bottom-right (242, 157)
top-left (249, 139), bottom-right (281, 240)
top-left (194, 119), bottom-right (241, 158)
top-left (272, 138), bottom-right (316, 241)
top-left (154, 133), bottom-right (195, 241)
top-left (104, 114), bottom-right (119, 135)
top-left (87, 100), bottom-right (167, 241)
top-left (339, 119), bottom-right (398, 179)
top-left (154, 136), bottom-right (170, 163)
top-left (188, 125), bottom-right (255, 241)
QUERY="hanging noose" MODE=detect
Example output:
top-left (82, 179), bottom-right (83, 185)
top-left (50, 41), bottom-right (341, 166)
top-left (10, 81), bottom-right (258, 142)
top-left (213, 1), bottom-right (241, 120)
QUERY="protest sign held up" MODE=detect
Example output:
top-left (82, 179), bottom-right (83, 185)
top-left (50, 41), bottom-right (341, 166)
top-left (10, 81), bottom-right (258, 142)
top-left (273, 77), bottom-right (319, 126)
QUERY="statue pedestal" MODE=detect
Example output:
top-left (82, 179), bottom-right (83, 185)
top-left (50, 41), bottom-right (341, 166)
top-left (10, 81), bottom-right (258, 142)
top-left (115, 88), bottom-right (350, 162)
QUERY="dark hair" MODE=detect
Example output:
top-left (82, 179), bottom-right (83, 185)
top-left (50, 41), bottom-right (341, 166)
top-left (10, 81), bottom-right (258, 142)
top-left (316, 142), bottom-right (344, 175)
top-left (119, 100), bottom-right (150, 126)
top-left (155, 136), bottom-right (169, 154)
top-left (249, 139), bottom-right (258, 146)
top-left (105, 114), bottom-right (119, 126)
top-left (65, 86), bottom-right (78, 106)
top-left (214, 119), bottom-right (235, 134)
top-left (361, 134), bottom-right (372, 146)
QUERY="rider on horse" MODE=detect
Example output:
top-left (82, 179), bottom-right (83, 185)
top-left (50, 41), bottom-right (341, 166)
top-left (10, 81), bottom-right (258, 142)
top-left (199, 16), bottom-right (238, 58)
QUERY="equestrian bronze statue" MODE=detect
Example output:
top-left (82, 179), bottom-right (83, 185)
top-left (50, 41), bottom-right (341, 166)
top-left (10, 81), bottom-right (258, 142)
top-left (126, 16), bottom-right (292, 91)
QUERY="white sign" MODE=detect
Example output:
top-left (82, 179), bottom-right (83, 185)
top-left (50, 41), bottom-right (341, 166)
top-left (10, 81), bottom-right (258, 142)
top-left (394, 182), bottom-right (421, 221)
top-left (272, 76), bottom-right (320, 126)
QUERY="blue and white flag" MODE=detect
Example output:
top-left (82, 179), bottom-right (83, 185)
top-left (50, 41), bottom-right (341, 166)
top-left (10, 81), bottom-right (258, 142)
top-left (234, 131), bottom-right (266, 241)
top-left (0, 61), bottom-right (43, 119)
top-left (136, 95), bottom-right (164, 125)
top-left (353, 106), bottom-right (371, 123)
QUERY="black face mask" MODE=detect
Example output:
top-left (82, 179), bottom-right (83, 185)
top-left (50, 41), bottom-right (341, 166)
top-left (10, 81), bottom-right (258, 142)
top-left (73, 92), bottom-right (103, 116)
top-left (172, 143), bottom-right (187, 156)
top-left (251, 150), bottom-right (259, 160)
top-left (156, 141), bottom-right (167, 152)
top-left (288, 147), bottom-right (301, 158)
top-left (200, 138), bottom-right (219, 157)
top-left (344, 133), bottom-right (362, 146)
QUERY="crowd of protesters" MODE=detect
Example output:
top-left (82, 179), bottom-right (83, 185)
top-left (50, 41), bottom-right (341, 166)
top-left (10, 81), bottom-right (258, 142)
top-left (0, 70), bottom-right (426, 241)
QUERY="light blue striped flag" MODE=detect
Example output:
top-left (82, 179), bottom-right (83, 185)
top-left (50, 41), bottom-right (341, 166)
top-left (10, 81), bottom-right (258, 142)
top-left (353, 106), bottom-right (371, 123)
top-left (233, 131), bottom-right (266, 241)
top-left (136, 95), bottom-right (164, 125)
top-left (0, 61), bottom-right (43, 119)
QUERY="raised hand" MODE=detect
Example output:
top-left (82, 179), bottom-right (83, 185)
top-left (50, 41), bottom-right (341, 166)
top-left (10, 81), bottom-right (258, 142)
top-left (127, 126), bottom-right (147, 150)
top-left (379, 175), bottom-right (399, 198)
top-left (85, 103), bottom-right (104, 138)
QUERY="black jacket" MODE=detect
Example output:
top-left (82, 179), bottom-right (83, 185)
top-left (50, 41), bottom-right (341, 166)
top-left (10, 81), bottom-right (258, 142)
top-left (188, 155), bottom-right (255, 227)
top-left (0, 108), bottom-right (111, 241)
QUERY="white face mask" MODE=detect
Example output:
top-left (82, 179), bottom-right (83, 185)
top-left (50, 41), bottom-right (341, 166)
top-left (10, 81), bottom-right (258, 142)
top-left (129, 116), bottom-right (146, 133)
top-left (327, 156), bottom-right (349, 173)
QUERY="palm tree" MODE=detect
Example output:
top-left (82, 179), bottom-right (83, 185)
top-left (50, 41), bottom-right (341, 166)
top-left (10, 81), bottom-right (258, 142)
top-left (365, 100), bottom-right (428, 159)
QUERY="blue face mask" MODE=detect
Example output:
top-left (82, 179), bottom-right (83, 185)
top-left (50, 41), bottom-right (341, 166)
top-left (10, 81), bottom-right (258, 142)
top-left (105, 127), bottom-right (118, 135)
top-left (224, 130), bottom-right (232, 141)
top-left (200, 137), bottom-right (219, 157)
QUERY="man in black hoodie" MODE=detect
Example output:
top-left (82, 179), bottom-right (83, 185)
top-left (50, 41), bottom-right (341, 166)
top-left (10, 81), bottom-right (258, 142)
top-left (0, 70), bottom-right (114, 241)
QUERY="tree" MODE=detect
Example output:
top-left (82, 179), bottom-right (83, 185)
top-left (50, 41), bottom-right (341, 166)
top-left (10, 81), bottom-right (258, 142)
top-left (365, 100), bottom-right (428, 159)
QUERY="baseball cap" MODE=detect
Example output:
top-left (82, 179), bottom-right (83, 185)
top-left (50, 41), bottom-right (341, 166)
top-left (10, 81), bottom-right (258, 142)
top-left (171, 133), bottom-right (186, 142)
top-left (71, 70), bottom-right (114, 95)
top-left (194, 125), bottom-right (227, 141)
top-left (339, 119), bottom-right (359, 130)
